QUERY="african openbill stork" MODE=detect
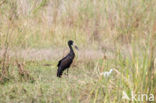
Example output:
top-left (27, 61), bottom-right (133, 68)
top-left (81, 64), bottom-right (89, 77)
top-left (57, 40), bottom-right (78, 78)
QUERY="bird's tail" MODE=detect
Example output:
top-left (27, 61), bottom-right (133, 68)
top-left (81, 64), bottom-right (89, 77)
top-left (57, 67), bottom-right (63, 78)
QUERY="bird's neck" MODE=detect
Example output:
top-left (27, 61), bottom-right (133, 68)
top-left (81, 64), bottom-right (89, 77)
top-left (69, 45), bottom-right (74, 53)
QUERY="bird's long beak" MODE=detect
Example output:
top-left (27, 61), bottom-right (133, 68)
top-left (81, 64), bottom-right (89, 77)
top-left (74, 45), bottom-right (79, 50)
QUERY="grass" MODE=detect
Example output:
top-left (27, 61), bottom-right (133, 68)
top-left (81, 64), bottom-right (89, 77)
top-left (0, 0), bottom-right (156, 103)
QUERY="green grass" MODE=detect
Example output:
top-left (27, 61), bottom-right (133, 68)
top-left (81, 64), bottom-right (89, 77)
top-left (0, 47), bottom-right (155, 102)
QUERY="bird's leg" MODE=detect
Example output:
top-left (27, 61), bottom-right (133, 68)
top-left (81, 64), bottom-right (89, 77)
top-left (67, 68), bottom-right (69, 76)
top-left (59, 78), bottom-right (61, 87)
top-left (64, 69), bottom-right (68, 76)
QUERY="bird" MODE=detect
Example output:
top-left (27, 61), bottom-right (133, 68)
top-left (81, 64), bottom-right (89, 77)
top-left (57, 40), bottom-right (78, 78)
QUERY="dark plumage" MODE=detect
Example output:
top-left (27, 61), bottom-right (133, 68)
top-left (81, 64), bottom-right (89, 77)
top-left (57, 40), bottom-right (78, 78)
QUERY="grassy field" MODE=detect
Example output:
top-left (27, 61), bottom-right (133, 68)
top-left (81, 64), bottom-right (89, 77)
top-left (0, 0), bottom-right (156, 103)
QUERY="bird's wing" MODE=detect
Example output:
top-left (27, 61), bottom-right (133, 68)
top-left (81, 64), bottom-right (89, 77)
top-left (57, 56), bottom-right (67, 67)
top-left (57, 59), bottom-right (62, 67)
top-left (57, 55), bottom-right (73, 68)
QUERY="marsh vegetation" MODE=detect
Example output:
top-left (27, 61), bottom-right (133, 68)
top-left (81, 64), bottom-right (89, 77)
top-left (0, 0), bottom-right (156, 102)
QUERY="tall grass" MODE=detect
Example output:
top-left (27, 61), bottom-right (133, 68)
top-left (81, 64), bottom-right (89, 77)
top-left (0, 0), bottom-right (155, 48)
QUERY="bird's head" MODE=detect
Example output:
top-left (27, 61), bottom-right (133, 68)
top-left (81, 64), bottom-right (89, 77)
top-left (68, 40), bottom-right (73, 46)
top-left (68, 40), bottom-right (79, 50)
